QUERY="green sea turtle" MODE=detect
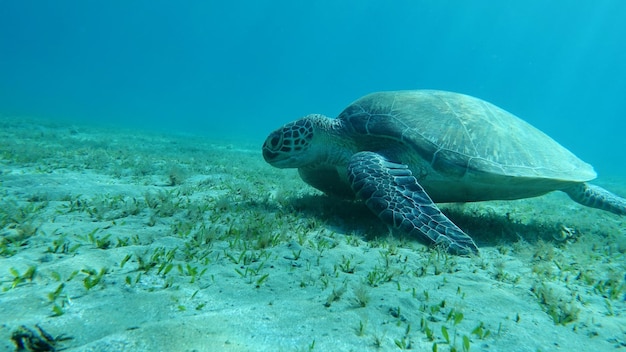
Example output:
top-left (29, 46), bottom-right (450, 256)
top-left (262, 90), bottom-right (626, 254)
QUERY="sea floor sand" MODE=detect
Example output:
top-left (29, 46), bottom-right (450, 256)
top-left (1, 117), bottom-right (625, 351)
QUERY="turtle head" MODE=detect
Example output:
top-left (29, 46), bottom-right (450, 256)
top-left (263, 114), bottom-right (334, 168)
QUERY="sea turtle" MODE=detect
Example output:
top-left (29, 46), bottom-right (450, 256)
top-left (262, 90), bottom-right (626, 255)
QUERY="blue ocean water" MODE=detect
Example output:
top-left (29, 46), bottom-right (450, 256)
top-left (1, 1), bottom-right (625, 175)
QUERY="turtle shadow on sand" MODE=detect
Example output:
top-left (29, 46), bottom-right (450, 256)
top-left (440, 204), bottom-right (566, 248)
top-left (289, 194), bottom-right (383, 233)
top-left (287, 194), bottom-right (561, 251)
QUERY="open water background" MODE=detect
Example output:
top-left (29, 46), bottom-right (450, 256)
top-left (1, 1), bottom-right (624, 175)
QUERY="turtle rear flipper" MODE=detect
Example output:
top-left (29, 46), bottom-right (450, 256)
top-left (563, 183), bottom-right (626, 215)
top-left (348, 151), bottom-right (479, 255)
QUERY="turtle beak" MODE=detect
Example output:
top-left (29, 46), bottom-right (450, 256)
top-left (262, 147), bottom-right (279, 162)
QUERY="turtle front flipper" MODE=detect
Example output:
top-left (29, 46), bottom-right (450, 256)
top-left (347, 151), bottom-right (479, 255)
top-left (563, 183), bottom-right (626, 215)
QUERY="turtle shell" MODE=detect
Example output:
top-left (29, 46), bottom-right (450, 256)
top-left (339, 90), bottom-right (596, 183)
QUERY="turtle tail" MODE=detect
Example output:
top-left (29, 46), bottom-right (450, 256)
top-left (563, 183), bottom-right (626, 216)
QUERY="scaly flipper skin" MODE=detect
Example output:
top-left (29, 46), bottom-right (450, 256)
top-left (563, 183), bottom-right (626, 215)
top-left (347, 151), bottom-right (479, 255)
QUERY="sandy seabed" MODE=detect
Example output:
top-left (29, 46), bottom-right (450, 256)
top-left (0, 116), bottom-right (625, 351)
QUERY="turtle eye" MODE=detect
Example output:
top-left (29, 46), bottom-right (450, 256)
top-left (266, 133), bottom-right (283, 149)
top-left (263, 132), bottom-right (283, 153)
top-left (270, 135), bottom-right (281, 148)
